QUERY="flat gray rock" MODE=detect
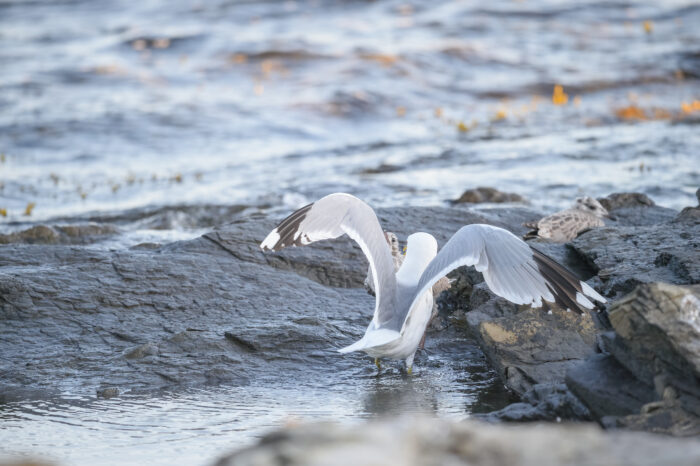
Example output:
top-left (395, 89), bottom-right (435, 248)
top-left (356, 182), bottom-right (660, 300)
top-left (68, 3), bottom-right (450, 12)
top-left (214, 416), bottom-right (700, 466)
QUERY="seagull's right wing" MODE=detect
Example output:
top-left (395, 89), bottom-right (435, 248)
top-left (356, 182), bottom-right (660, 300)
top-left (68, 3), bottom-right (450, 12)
top-left (398, 224), bottom-right (605, 323)
top-left (260, 193), bottom-right (397, 324)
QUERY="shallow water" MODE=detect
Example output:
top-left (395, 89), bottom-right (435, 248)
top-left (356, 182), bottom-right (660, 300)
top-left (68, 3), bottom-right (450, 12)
top-left (1, 0), bottom-right (699, 464)
top-left (1, 331), bottom-right (511, 466)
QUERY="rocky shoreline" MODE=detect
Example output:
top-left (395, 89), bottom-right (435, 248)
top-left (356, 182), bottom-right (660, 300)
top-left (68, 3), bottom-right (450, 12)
top-left (1, 190), bottom-right (699, 463)
top-left (447, 192), bottom-right (700, 435)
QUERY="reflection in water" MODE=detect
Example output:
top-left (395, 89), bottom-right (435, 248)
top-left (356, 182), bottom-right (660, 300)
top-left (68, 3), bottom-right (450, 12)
top-left (363, 376), bottom-right (440, 417)
top-left (1, 336), bottom-right (508, 466)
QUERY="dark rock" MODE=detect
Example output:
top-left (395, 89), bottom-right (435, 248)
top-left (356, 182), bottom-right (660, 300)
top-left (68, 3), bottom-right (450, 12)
top-left (571, 222), bottom-right (700, 297)
top-left (479, 383), bottom-right (591, 422)
top-left (608, 283), bottom-right (700, 420)
top-left (567, 353), bottom-right (657, 419)
top-left (616, 404), bottom-right (700, 436)
top-left (597, 192), bottom-right (678, 227)
top-left (0, 223), bottom-right (118, 245)
top-left (598, 192), bottom-right (655, 210)
top-left (476, 306), bottom-right (597, 396)
top-left (676, 206), bottom-right (700, 223)
top-left (452, 187), bottom-right (525, 204)
top-left (567, 283), bottom-right (700, 436)
top-left (213, 416), bottom-right (700, 466)
top-left (358, 163), bottom-right (402, 174)
top-left (676, 190), bottom-right (700, 223)
top-left (0, 205), bottom-right (543, 397)
top-left (96, 387), bottom-right (120, 398)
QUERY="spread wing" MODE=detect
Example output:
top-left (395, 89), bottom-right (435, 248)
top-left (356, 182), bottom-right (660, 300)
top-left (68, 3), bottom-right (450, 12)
top-left (398, 224), bottom-right (606, 321)
top-left (260, 193), bottom-right (397, 324)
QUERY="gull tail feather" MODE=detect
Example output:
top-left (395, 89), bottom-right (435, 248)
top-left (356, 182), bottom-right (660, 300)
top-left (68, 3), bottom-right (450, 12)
top-left (338, 328), bottom-right (400, 353)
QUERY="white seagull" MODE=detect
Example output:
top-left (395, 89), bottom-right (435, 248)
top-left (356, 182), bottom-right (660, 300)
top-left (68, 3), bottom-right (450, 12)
top-left (260, 193), bottom-right (606, 373)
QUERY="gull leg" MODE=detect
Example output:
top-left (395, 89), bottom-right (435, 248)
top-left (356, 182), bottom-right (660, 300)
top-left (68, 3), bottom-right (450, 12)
top-left (405, 352), bottom-right (415, 375)
top-left (375, 358), bottom-right (381, 371)
top-left (418, 332), bottom-right (427, 350)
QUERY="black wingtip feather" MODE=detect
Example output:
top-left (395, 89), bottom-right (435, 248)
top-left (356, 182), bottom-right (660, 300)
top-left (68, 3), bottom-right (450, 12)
top-left (531, 247), bottom-right (590, 314)
top-left (266, 203), bottom-right (313, 251)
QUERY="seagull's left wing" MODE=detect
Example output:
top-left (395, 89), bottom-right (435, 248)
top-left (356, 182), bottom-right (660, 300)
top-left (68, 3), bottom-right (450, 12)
top-left (398, 224), bottom-right (605, 322)
top-left (260, 193), bottom-right (398, 325)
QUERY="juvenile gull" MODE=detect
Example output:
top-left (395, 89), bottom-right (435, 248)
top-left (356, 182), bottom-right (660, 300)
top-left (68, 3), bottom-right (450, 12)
top-left (524, 196), bottom-right (609, 242)
top-left (261, 193), bottom-right (606, 373)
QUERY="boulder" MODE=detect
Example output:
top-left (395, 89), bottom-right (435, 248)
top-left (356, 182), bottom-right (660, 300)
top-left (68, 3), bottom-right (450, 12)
top-left (452, 187), bottom-right (525, 204)
top-left (567, 283), bottom-right (700, 436)
top-left (0, 223), bottom-right (117, 245)
top-left (597, 192), bottom-right (677, 226)
top-left (571, 222), bottom-right (700, 297)
top-left (567, 353), bottom-right (656, 419)
top-left (477, 306), bottom-right (597, 396)
top-left (478, 383), bottom-right (591, 422)
top-left (213, 416), bottom-right (700, 466)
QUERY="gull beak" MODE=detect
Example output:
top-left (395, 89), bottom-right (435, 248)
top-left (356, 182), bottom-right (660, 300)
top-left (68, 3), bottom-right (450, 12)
top-left (402, 246), bottom-right (407, 256)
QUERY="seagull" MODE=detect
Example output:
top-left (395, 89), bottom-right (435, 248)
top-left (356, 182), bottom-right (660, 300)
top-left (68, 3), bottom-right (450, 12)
top-left (260, 193), bottom-right (606, 373)
top-left (524, 196), bottom-right (609, 242)
top-left (363, 232), bottom-right (404, 296)
top-left (363, 232), bottom-right (451, 350)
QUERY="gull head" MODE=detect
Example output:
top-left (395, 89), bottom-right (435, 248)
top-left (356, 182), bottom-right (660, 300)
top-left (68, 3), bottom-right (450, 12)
top-left (397, 232), bottom-right (438, 283)
top-left (405, 232), bottom-right (438, 257)
top-left (574, 196), bottom-right (609, 218)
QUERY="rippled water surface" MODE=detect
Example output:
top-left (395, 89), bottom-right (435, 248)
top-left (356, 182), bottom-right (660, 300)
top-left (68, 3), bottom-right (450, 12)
top-left (1, 331), bottom-right (510, 466)
top-left (1, 0), bottom-right (699, 231)
top-left (1, 0), bottom-right (699, 464)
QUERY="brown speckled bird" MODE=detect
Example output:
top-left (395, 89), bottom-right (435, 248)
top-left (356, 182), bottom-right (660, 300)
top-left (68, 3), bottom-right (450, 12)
top-left (524, 196), bottom-right (609, 242)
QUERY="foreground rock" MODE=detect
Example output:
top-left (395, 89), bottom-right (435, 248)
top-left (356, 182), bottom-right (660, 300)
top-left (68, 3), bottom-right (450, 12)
top-left (214, 416), bottom-right (700, 466)
top-left (442, 193), bottom-right (699, 425)
top-left (568, 283), bottom-right (700, 436)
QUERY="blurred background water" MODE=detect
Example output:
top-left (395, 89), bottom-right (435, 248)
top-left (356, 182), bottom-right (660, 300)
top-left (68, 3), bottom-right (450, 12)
top-left (1, 0), bottom-right (698, 235)
top-left (1, 0), bottom-right (699, 464)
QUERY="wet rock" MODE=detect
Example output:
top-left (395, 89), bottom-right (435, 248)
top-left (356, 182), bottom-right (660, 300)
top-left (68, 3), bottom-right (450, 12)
top-left (571, 221), bottom-right (699, 297)
top-left (676, 188), bottom-right (700, 222)
top-left (607, 283), bottom-right (700, 395)
top-left (597, 192), bottom-right (677, 226)
top-left (96, 387), bottom-right (120, 398)
top-left (567, 283), bottom-right (700, 436)
top-left (476, 307), bottom-right (597, 396)
top-left (0, 223), bottom-right (117, 245)
top-left (358, 163), bottom-right (402, 174)
top-left (478, 383), bottom-right (591, 422)
top-left (611, 404), bottom-right (700, 436)
top-left (567, 353), bottom-right (656, 418)
top-left (452, 187), bottom-right (525, 204)
top-left (598, 192), bottom-right (656, 210)
top-left (214, 416), bottom-right (700, 466)
top-left (0, 223), bottom-right (369, 394)
top-left (0, 205), bottom-right (537, 397)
